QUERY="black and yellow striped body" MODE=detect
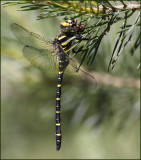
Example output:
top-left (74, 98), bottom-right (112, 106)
top-left (54, 33), bottom-right (74, 151)
top-left (55, 57), bottom-right (68, 151)
top-left (53, 20), bottom-right (85, 151)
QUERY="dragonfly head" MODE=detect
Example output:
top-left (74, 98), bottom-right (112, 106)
top-left (60, 19), bottom-right (85, 34)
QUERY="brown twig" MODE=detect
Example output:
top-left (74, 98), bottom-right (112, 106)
top-left (90, 71), bottom-right (140, 89)
top-left (97, 3), bottom-right (140, 14)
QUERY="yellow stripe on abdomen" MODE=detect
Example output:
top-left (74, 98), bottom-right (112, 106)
top-left (59, 71), bottom-right (64, 74)
top-left (56, 123), bottom-right (61, 126)
top-left (57, 84), bottom-right (61, 87)
top-left (56, 133), bottom-right (61, 136)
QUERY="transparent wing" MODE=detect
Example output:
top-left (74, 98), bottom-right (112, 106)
top-left (23, 46), bottom-right (57, 71)
top-left (10, 23), bottom-right (53, 50)
top-left (65, 58), bottom-right (97, 88)
top-left (11, 23), bottom-right (57, 71)
top-left (76, 68), bottom-right (97, 88)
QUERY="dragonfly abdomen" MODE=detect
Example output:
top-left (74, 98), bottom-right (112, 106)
top-left (56, 58), bottom-right (69, 151)
top-left (56, 70), bottom-right (63, 151)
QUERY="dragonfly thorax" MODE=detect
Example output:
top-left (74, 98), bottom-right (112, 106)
top-left (53, 33), bottom-right (74, 54)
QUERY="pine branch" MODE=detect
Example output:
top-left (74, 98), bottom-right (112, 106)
top-left (90, 71), bottom-right (140, 89)
top-left (3, 1), bottom-right (141, 16)
top-left (3, 1), bottom-right (140, 71)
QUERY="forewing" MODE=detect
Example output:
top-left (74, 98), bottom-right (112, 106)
top-left (23, 46), bottom-right (57, 71)
top-left (10, 23), bottom-right (53, 50)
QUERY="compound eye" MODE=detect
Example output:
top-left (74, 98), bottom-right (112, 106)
top-left (80, 25), bottom-right (85, 32)
top-left (73, 26), bottom-right (78, 32)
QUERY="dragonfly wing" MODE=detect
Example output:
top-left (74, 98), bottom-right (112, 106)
top-left (11, 23), bottom-right (53, 50)
top-left (76, 68), bottom-right (97, 88)
top-left (23, 45), bottom-right (57, 71)
top-left (64, 58), bottom-right (97, 88)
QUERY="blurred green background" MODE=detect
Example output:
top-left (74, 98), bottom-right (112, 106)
top-left (1, 3), bottom-right (140, 159)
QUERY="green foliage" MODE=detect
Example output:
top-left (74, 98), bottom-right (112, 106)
top-left (3, 0), bottom-right (141, 71)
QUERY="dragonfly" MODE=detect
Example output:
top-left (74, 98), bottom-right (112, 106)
top-left (11, 20), bottom-right (96, 151)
